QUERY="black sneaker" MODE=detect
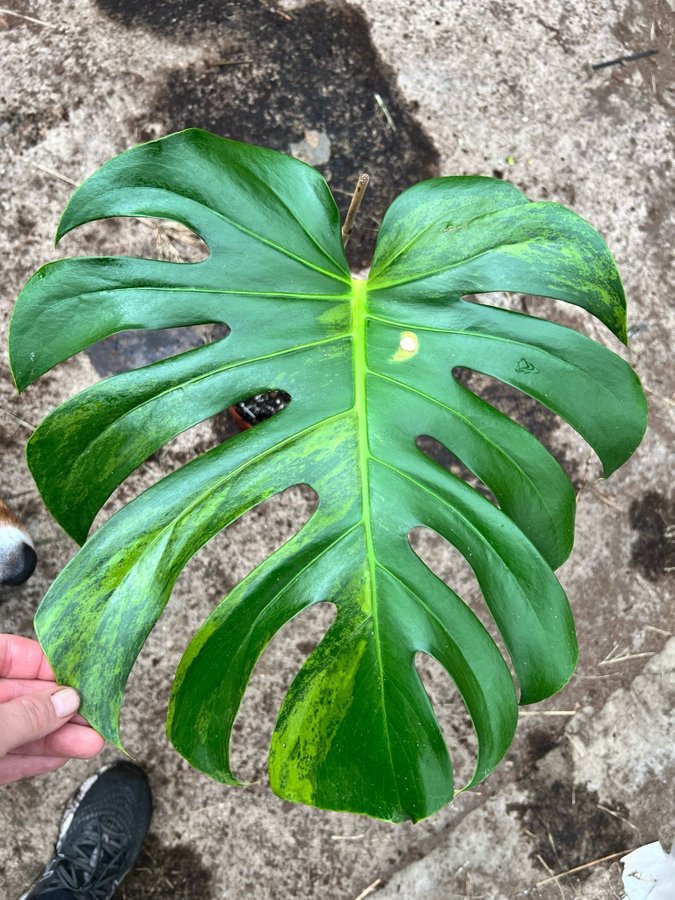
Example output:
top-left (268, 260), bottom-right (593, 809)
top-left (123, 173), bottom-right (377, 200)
top-left (20, 761), bottom-right (152, 899)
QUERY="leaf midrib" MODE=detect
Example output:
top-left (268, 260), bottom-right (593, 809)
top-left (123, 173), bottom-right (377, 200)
top-left (352, 277), bottom-right (402, 808)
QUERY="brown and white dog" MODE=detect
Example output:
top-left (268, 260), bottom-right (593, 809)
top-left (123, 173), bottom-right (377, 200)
top-left (0, 499), bottom-right (37, 586)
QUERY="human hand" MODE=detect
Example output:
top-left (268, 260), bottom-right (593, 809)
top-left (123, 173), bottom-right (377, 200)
top-left (0, 634), bottom-right (105, 784)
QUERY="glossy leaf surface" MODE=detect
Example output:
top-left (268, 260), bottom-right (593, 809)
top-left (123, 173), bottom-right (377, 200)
top-left (10, 130), bottom-right (647, 821)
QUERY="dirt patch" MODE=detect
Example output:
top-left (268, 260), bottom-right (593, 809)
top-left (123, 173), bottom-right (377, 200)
top-left (95, 0), bottom-right (256, 35)
top-left (524, 727), bottom-right (561, 764)
top-left (120, 833), bottom-right (214, 900)
top-left (0, 104), bottom-right (71, 152)
top-left (95, 0), bottom-right (439, 271)
top-left (509, 772), bottom-right (633, 880)
top-left (629, 490), bottom-right (675, 581)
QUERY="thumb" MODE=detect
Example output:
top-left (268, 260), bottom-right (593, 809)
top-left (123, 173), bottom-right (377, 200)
top-left (0, 687), bottom-right (80, 755)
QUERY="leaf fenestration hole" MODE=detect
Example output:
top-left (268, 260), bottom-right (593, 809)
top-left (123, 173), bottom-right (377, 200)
top-left (120, 483), bottom-right (321, 772)
top-left (213, 484), bottom-right (319, 589)
top-left (462, 291), bottom-right (609, 342)
top-left (57, 216), bottom-right (209, 262)
top-left (414, 651), bottom-right (477, 789)
top-left (415, 435), bottom-right (497, 506)
top-left (229, 601), bottom-right (337, 783)
top-left (408, 525), bottom-right (519, 692)
top-left (452, 366), bottom-right (591, 488)
top-left (87, 324), bottom-right (228, 378)
top-left (89, 362), bottom-right (251, 534)
top-left (409, 525), bottom-right (483, 615)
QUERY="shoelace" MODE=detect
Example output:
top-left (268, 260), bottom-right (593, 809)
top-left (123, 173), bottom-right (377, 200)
top-left (41, 817), bottom-right (129, 900)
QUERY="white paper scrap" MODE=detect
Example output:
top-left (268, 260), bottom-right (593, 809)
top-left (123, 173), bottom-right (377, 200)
top-left (621, 841), bottom-right (675, 899)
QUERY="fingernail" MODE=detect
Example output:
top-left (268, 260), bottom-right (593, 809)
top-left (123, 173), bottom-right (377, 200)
top-left (50, 687), bottom-right (80, 718)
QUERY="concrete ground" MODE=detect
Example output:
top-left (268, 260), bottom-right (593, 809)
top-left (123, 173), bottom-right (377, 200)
top-left (0, 0), bottom-right (673, 897)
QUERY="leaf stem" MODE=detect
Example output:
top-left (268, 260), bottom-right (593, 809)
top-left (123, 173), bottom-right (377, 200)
top-left (342, 173), bottom-right (370, 246)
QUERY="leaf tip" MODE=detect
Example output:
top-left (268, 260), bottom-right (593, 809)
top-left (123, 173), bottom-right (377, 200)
top-left (8, 357), bottom-right (24, 394)
top-left (55, 200), bottom-right (77, 245)
top-left (613, 306), bottom-right (629, 346)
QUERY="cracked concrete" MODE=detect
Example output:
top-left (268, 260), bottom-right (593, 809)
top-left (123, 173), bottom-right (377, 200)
top-left (0, 0), bottom-right (673, 897)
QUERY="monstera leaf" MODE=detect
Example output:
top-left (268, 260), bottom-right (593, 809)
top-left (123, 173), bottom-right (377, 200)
top-left (10, 129), bottom-right (646, 822)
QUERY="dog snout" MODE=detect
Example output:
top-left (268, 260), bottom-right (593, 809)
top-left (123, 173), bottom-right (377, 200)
top-left (0, 530), bottom-right (38, 586)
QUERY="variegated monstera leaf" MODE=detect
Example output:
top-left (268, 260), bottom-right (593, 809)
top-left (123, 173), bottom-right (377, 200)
top-left (10, 130), bottom-right (646, 821)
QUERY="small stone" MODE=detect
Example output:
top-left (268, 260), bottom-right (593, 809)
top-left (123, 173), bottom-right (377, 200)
top-left (289, 129), bottom-right (331, 166)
